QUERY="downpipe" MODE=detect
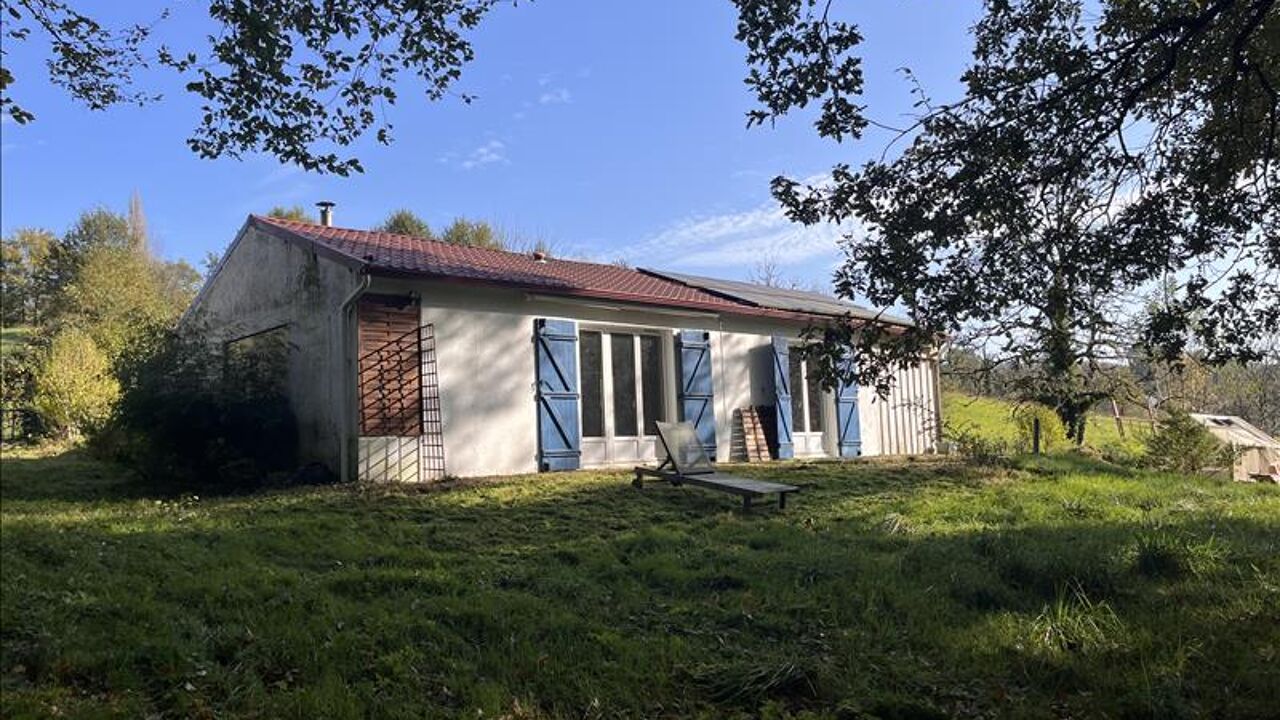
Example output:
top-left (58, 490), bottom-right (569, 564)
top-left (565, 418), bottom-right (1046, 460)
top-left (338, 269), bottom-right (371, 483)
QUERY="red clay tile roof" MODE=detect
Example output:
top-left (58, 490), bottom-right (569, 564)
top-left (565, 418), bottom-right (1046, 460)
top-left (250, 215), bottom-right (786, 317)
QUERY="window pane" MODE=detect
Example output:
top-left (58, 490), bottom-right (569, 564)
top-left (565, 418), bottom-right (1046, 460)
top-left (611, 333), bottom-right (638, 436)
top-left (788, 352), bottom-right (806, 433)
top-left (579, 331), bottom-right (604, 437)
top-left (806, 363), bottom-right (824, 432)
top-left (640, 335), bottom-right (664, 436)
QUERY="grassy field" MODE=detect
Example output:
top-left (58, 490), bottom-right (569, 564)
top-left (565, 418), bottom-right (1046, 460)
top-left (2, 443), bottom-right (1277, 718)
top-left (0, 325), bottom-right (32, 356)
top-left (944, 391), bottom-right (1153, 455)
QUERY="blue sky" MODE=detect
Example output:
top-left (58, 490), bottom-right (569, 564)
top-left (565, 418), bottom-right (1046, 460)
top-left (1, 1), bottom-right (980, 289)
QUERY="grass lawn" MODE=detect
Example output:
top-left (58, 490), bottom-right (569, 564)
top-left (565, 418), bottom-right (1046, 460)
top-left (944, 391), bottom-right (1153, 454)
top-left (2, 447), bottom-right (1277, 718)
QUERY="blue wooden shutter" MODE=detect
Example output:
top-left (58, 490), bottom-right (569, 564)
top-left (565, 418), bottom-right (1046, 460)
top-left (771, 336), bottom-right (794, 459)
top-left (835, 351), bottom-right (862, 457)
top-left (534, 319), bottom-right (581, 471)
top-left (676, 330), bottom-right (717, 458)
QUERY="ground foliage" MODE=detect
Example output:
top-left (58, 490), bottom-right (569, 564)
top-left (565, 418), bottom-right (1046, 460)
top-left (1, 444), bottom-right (1277, 718)
top-left (107, 326), bottom-right (299, 492)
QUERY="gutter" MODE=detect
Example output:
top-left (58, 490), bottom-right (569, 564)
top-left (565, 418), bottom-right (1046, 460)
top-left (338, 268), bottom-right (372, 483)
top-left (522, 292), bottom-right (722, 320)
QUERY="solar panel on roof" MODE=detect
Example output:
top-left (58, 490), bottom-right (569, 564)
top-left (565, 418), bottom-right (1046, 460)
top-left (641, 269), bottom-right (913, 325)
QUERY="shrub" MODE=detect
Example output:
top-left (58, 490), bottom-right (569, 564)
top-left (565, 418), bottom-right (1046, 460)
top-left (942, 422), bottom-right (1010, 464)
top-left (1011, 402), bottom-right (1068, 453)
top-left (1144, 409), bottom-right (1232, 475)
top-left (108, 327), bottom-right (298, 492)
top-left (0, 343), bottom-right (43, 442)
top-left (32, 327), bottom-right (118, 438)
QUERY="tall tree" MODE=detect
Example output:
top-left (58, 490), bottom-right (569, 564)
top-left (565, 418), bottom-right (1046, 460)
top-left (60, 244), bottom-right (184, 359)
top-left (376, 210), bottom-right (433, 239)
top-left (1, 227), bottom-right (55, 325)
top-left (733, 0), bottom-right (1278, 424)
top-left (127, 190), bottom-right (148, 251)
top-left (35, 208), bottom-right (134, 315)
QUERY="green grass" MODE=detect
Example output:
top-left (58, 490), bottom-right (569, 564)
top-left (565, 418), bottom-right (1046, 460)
top-left (944, 391), bottom-right (1153, 455)
top-left (3, 446), bottom-right (1278, 718)
top-left (0, 325), bottom-right (32, 357)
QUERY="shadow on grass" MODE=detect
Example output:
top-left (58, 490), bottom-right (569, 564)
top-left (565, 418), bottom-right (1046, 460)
top-left (3, 447), bottom-right (1277, 718)
top-left (0, 448), bottom-right (161, 503)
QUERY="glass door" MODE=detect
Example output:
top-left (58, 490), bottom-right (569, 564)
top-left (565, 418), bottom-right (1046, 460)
top-left (578, 328), bottom-right (669, 466)
top-left (788, 352), bottom-right (833, 457)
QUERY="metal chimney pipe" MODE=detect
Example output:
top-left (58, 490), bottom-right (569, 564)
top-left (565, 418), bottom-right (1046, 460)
top-left (316, 200), bottom-right (335, 227)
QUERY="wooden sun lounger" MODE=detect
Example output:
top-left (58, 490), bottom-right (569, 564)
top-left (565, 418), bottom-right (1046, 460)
top-left (633, 421), bottom-right (799, 510)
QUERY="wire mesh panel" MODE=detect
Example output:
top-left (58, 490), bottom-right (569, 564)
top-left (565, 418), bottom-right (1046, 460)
top-left (356, 297), bottom-right (445, 482)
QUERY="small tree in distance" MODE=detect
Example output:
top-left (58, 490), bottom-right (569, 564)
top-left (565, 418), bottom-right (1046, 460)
top-left (376, 210), bottom-right (433, 239)
top-left (267, 206), bottom-right (316, 223)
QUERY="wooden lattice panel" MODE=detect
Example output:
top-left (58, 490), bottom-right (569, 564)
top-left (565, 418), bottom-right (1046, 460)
top-left (357, 297), bottom-right (423, 437)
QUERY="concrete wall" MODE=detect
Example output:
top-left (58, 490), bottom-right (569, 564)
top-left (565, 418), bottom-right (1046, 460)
top-left (185, 225), bottom-right (362, 472)
top-left (367, 278), bottom-right (941, 478)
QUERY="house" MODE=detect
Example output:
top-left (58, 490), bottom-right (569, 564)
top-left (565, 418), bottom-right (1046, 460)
top-left (184, 211), bottom-right (942, 482)
top-left (1190, 413), bottom-right (1280, 482)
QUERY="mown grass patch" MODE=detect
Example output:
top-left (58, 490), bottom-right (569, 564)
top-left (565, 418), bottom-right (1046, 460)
top-left (2, 448), bottom-right (1278, 718)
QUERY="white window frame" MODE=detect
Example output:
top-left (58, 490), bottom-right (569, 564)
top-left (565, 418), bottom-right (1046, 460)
top-left (791, 351), bottom-right (834, 457)
top-left (577, 324), bottom-right (676, 467)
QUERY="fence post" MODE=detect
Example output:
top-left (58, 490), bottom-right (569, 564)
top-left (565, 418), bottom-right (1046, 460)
top-left (1032, 417), bottom-right (1041, 455)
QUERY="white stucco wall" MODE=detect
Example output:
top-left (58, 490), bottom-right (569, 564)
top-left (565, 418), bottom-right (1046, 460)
top-left (184, 225), bottom-right (362, 472)
top-left (195, 240), bottom-right (944, 482)
top-left (366, 278), bottom-right (941, 478)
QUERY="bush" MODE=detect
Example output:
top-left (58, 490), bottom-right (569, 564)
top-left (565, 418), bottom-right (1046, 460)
top-left (942, 422), bottom-right (1011, 464)
top-left (0, 343), bottom-right (43, 442)
top-left (1011, 403), bottom-right (1068, 453)
top-left (1144, 409), bottom-right (1231, 475)
top-left (108, 327), bottom-right (299, 492)
top-left (32, 327), bottom-right (119, 438)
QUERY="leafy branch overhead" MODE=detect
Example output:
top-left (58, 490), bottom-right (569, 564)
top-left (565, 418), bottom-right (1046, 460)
top-left (2, 0), bottom-right (502, 174)
top-left (734, 0), bottom-right (1278, 428)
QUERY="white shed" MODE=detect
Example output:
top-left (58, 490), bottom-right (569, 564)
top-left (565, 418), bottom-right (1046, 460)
top-left (1190, 413), bottom-right (1280, 482)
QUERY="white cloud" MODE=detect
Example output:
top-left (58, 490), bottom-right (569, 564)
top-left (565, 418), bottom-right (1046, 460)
top-left (626, 196), bottom-right (853, 271)
top-left (460, 140), bottom-right (508, 170)
top-left (538, 87), bottom-right (572, 105)
top-left (253, 164), bottom-right (304, 189)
